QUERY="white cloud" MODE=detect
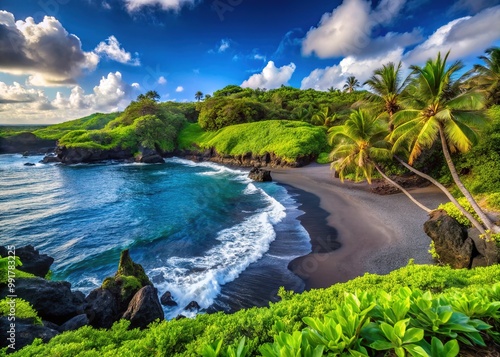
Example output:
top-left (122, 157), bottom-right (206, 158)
top-left (0, 72), bottom-right (139, 124)
top-left (176, 86), bottom-right (184, 92)
top-left (254, 54), bottom-right (266, 61)
top-left (95, 35), bottom-right (140, 66)
top-left (123, 0), bottom-right (197, 12)
top-left (0, 11), bottom-right (99, 86)
top-left (241, 61), bottom-right (296, 89)
top-left (301, 48), bottom-right (404, 91)
top-left (302, 0), bottom-right (408, 58)
top-left (218, 39), bottom-right (230, 53)
top-left (157, 76), bottom-right (167, 85)
top-left (405, 5), bottom-right (500, 64)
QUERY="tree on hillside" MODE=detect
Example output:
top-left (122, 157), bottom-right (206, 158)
top-left (364, 62), bottom-right (409, 131)
top-left (391, 51), bottom-right (500, 234)
top-left (343, 76), bottom-right (360, 93)
top-left (329, 110), bottom-right (432, 212)
top-left (195, 91), bottom-right (204, 102)
top-left (138, 90), bottom-right (160, 102)
top-left (468, 47), bottom-right (500, 106)
top-left (311, 106), bottom-right (338, 127)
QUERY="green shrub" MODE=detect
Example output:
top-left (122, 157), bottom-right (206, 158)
top-left (437, 198), bottom-right (482, 227)
top-left (0, 298), bottom-right (42, 325)
top-left (5, 263), bottom-right (500, 356)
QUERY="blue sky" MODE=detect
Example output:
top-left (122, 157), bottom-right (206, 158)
top-left (0, 0), bottom-right (499, 124)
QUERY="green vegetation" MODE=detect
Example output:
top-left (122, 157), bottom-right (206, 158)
top-left (179, 121), bottom-right (328, 163)
top-left (57, 94), bottom-right (186, 153)
top-left (33, 113), bottom-right (120, 140)
top-left (3, 263), bottom-right (500, 356)
top-left (438, 198), bottom-right (482, 228)
top-left (0, 126), bottom-right (48, 138)
top-left (0, 298), bottom-right (42, 326)
top-left (0, 256), bottom-right (34, 285)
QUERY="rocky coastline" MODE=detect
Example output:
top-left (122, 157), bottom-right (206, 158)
top-left (0, 247), bottom-right (198, 351)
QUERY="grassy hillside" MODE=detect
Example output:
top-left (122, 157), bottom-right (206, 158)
top-left (3, 263), bottom-right (499, 356)
top-left (179, 121), bottom-right (329, 163)
top-left (33, 113), bottom-right (120, 140)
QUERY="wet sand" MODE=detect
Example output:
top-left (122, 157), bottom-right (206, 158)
top-left (271, 163), bottom-right (448, 289)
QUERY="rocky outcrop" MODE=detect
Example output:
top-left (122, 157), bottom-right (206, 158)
top-left (0, 245), bottom-right (54, 278)
top-left (49, 146), bottom-right (134, 165)
top-left (424, 210), bottom-right (500, 268)
top-left (0, 133), bottom-right (56, 155)
top-left (58, 314), bottom-right (90, 332)
top-left (178, 148), bottom-right (316, 168)
top-left (135, 147), bottom-right (164, 164)
top-left (248, 167), bottom-right (272, 182)
top-left (184, 301), bottom-right (200, 311)
top-left (122, 286), bottom-right (164, 329)
top-left (0, 278), bottom-right (85, 325)
top-left (370, 174), bottom-right (430, 195)
top-left (84, 249), bottom-right (163, 329)
top-left (424, 210), bottom-right (474, 268)
top-left (160, 291), bottom-right (178, 307)
top-left (0, 317), bottom-right (59, 351)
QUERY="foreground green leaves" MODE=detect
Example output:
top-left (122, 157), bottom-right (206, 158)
top-left (3, 263), bottom-right (500, 356)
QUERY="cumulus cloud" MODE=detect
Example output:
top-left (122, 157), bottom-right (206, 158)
top-left (0, 72), bottom-right (139, 124)
top-left (405, 5), bottom-right (500, 64)
top-left (0, 11), bottom-right (99, 86)
top-left (123, 0), bottom-right (197, 12)
top-left (241, 61), bottom-right (296, 89)
top-left (157, 76), bottom-right (167, 85)
top-left (95, 36), bottom-right (140, 66)
top-left (176, 86), bottom-right (184, 92)
top-left (301, 48), bottom-right (404, 91)
top-left (302, 0), bottom-right (409, 58)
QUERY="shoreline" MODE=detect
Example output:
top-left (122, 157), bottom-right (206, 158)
top-left (271, 163), bottom-right (448, 289)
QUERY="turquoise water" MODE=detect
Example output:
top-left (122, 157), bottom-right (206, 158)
top-left (0, 155), bottom-right (309, 318)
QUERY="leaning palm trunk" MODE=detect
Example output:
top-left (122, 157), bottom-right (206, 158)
top-left (438, 126), bottom-right (500, 234)
top-left (393, 155), bottom-right (486, 235)
top-left (373, 163), bottom-right (432, 213)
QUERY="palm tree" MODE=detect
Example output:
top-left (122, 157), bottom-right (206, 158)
top-left (311, 106), bottom-right (337, 127)
top-left (343, 76), bottom-right (360, 93)
top-left (469, 47), bottom-right (500, 106)
top-left (329, 109), bottom-right (432, 212)
top-left (195, 91), bottom-right (204, 102)
top-left (391, 51), bottom-right (499, 233)
top-left (364, 62), bottom-right (409, 130)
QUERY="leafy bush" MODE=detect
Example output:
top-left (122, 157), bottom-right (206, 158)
top-left (0, 298), bottom-right (42, 325)
top-left (4, 263), bottom-right (500, 356)
top-left (198, 97), bottom-right (269, 130)
top-left (437, 197), bottom-right (482, 227)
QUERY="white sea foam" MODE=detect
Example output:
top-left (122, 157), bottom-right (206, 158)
top-left (150, 159), bottom-right (286, 319)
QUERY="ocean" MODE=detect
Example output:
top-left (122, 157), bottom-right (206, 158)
top-left (0, 154), bottom-right (310, 319)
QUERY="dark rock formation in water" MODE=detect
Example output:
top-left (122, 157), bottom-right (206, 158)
top-left (248, 167), bottom-right (272, 182)
top-left (178, 148), bottom-right (316, 168)
top-left (184, 301), bottom-right (201, 311)
top-left (50, 146), bottom-right (134, 164)
top-left (160, 291), bottom-right (178, 307)
top-left (0, 133), bottom-right (56, 155)
top-left (122, 286), bottom-right (164, 329)
top-left (135, 146), bottom-right (165, 164)
top-left (2, 245), bottom-right (54, 278)
top-left (84, 249), bottom-right (163, 329)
